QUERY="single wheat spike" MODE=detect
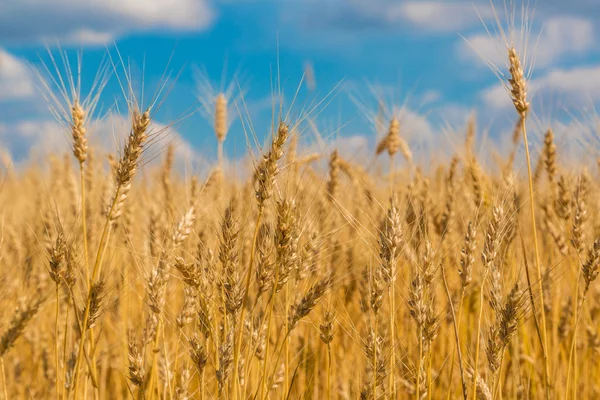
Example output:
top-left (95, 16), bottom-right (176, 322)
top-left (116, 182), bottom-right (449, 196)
top-left (112, 110), bottom-right (151, 222)
top-left (275, 199), bottom-right (300, 290)
top-left (486, 325), bottom-right (503, 373)
top-left (162, 143), bottom-right (175, 216)
top-left (255, 121), bottom-right (289, 211)
top-left (465, 114), bottom-right (476, 156)
top-left (385, 118), bottom-right (400, 156)
top-left (256, 223), bottom-right (275, 294)
top-left (571, 192), bottom-right (587, 254)
top-left (376, 118), bottom-right (412, 163)
top-left (85, 279), bottom-right (106, 329)
top-left (319, 310), bottom-right (336, 345)
top-left (71, 101), bottom-right (88, 164)
top-left (176, 287), bottom-right (197, 328)
top-left (459, 222), bottom-right (476, 288)
top-left (127, 336), bottom-right (145, 387)
top-left (116, 110), bottom-right (151, 187)
top-left (0, 297), bottom-right (44, 356)
top-left (189, 335), bottom-right (208, 373)
top-left (327, 150), bottom-right (340, 202)
top-left (220, 198), bottom-right (243, 316)
top-left (378, 196), bottom-right (403, 285)
top-left (555, 175), bottom-right (571, 220)
top-left (48, 232), bottom-right (67, 284)
top-left (288, 276), bottom-right (331, 331)
top-left (507, 47), bottom-right (529, 118)
top-left (465, 368), bottom-right (492, 400)
top-left (172, 206), bottom-right (197, 249)
top-left (582, 239), bottom-right (600, 293)
top-left (470, 157), bottom-right (484, 207)
top-left (544, 129), bottom-right (557, 185)
top-left (175, 365), bottom-right (191, 400)
top-left (482, 206), bottom-right (503, 272)
top-left (216, 329), bottom-right (233, 391)
top-left (215, 93), bottom-right (228, 142)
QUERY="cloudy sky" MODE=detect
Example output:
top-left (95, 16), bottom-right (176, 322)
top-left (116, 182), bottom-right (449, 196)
top-left (1, 0), bottom-right (600, 167)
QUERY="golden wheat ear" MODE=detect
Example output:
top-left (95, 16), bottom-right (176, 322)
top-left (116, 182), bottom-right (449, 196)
top-left (470, 3), bottom-right (551, 396)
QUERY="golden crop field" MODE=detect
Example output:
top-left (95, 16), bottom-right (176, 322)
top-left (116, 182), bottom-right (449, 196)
top-left (0, 5), bottom-right (598, 400)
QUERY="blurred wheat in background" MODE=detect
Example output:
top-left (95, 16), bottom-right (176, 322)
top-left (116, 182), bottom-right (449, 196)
top-left (1, 1), bottom-right (600, 400)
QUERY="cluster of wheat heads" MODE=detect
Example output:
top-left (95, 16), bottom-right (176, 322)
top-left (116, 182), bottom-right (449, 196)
top-left (3, 37), bottom-right (600, 400)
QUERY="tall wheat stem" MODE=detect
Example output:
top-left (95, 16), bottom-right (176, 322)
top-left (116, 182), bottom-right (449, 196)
top-left (55, 285), bottom-right (61, 399)
top-left (1, 357), bottom-right (7, 400)
top-left (442, 267), bottom-right (467, 400)
top-left (416, 325), bottom-right (422, 400)
top-left (61, 305), bottom-right (70, 400)
top-left (172, 332), bottom-right (181, 393)
top-left (520, 118), bottom-right (550, 398)
top-left (233, 211), bottom-right (263, 398)
top-left (471, 271), bottom-right (488, 400)
top-left (79, 167), bottom-right (90, 286)
top-left (260, 234), bottom-right (279, 400)
top-left (80, 158), bottom-right (100, 399)
top-left (72, 186), bottom-right (121, 399)
top-left (565, 285), bottom-right (585, 399)
top-left (389, 153), bottom-right (396, 397)
top-left (218, 141), bottom-right (224, 172)
top-left (285, 282), bottom-right (290, 394)
top-left (373, 317), bottom-right (378, 400)
top-left (326, 342), bottom-right (332, 399)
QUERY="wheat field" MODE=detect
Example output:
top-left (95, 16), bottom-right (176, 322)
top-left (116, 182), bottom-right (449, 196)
top-left (1, 14), bottom-right (599, 400)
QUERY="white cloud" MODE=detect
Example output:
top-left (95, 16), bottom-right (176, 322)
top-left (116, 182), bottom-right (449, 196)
top-left (286, 0), bottom-right (495, 38)
top-left (534, 66), bottom-right (600, 97)
top-left (435, 103), bottom-right (473, 126)
top-left (0, 0), bottom-right (215, 45)
top-left (482, 64), bottom-right (600, 111)
top-left (63, 30), bottom-right (115, 46)
top-left (460, 16), bottom-right (594, 69)
top-left (419, 89), bottom-right (443, 105)
top-left (391, 1), bottom-right (492, 32)
top-left (0, 49), bottom-right (34, 100)
top-left (0, 113), bottom-right (203, 171)
top-left (481, 83), bottom-right (512, 110)
top-left (401, 108), bottom-right (435, 144)
top-left (92, 114), bottom-right (203, 172)
top-left (535, 17), bottom-right (594, 65)
top-left (331, 135), bottom-right (370, 161)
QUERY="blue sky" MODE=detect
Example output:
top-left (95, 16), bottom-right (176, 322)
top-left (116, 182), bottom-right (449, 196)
top-left (2, 0), bottom-right (600, 168)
